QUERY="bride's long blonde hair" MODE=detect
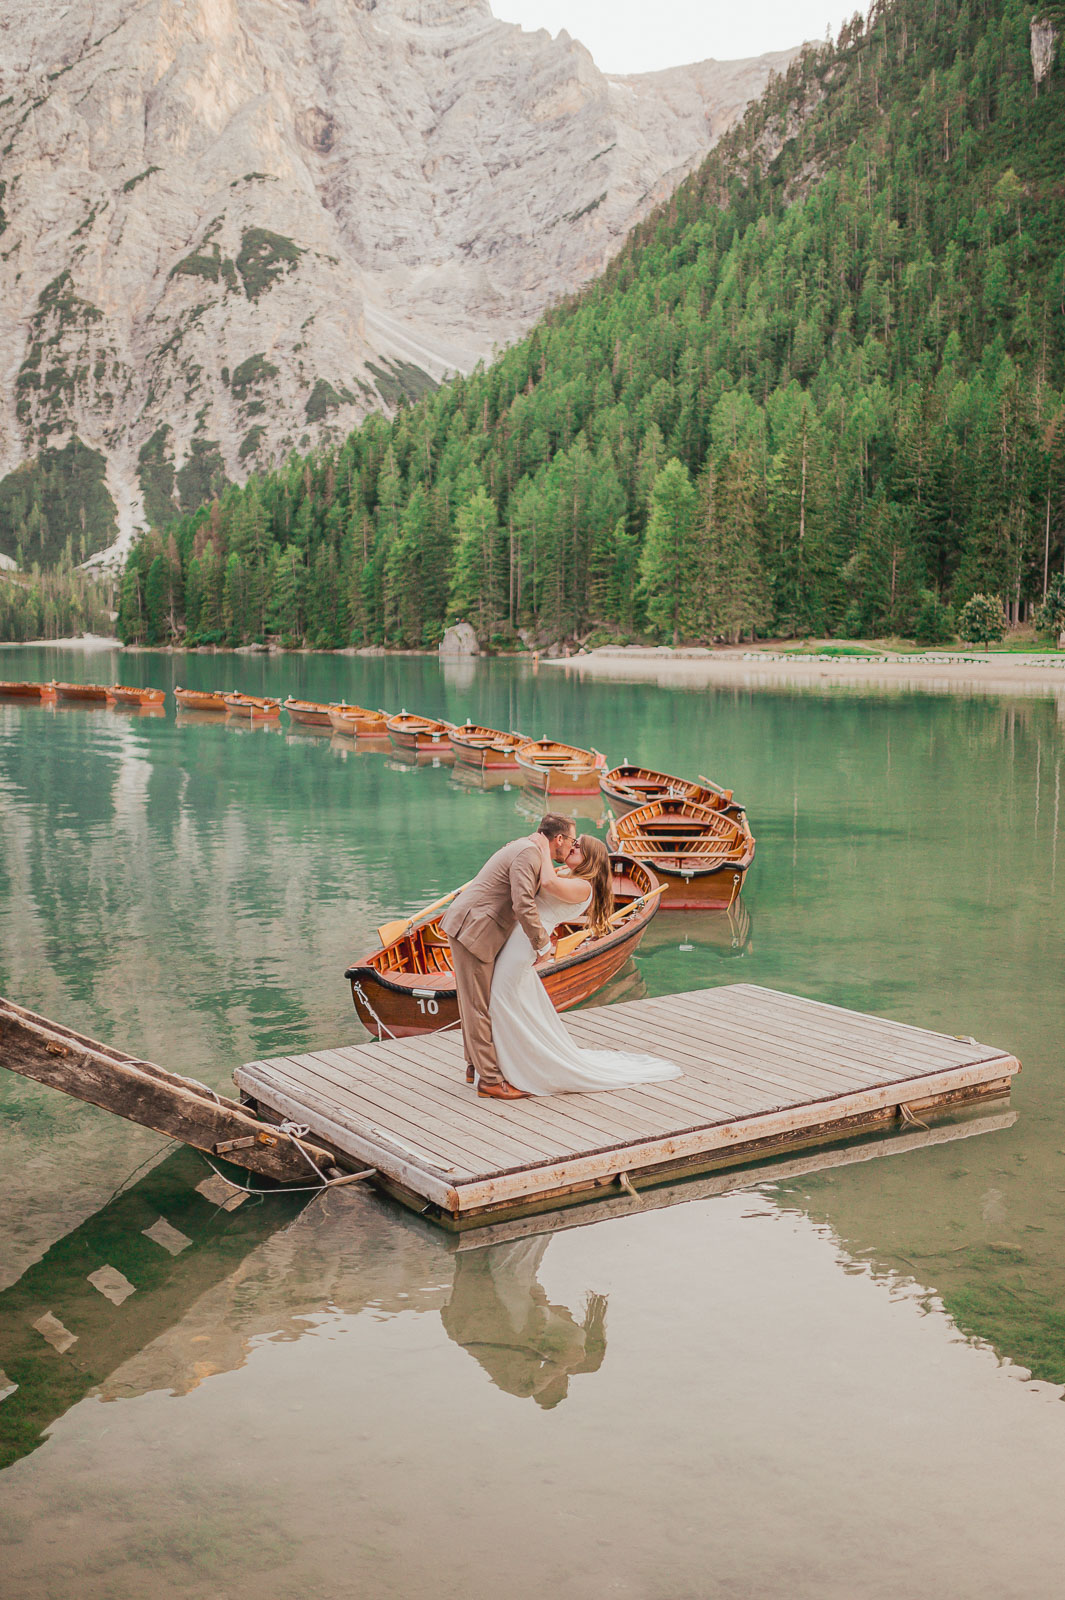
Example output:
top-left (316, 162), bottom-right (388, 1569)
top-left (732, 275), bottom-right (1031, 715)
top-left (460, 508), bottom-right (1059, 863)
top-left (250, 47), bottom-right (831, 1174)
top-left (569, 835), bottom-right (614, 935)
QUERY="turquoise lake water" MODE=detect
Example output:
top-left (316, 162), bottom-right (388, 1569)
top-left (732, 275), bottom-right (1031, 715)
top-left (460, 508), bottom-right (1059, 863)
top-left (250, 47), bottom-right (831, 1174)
top-left (1, 646), bottom-right (1064, 1597)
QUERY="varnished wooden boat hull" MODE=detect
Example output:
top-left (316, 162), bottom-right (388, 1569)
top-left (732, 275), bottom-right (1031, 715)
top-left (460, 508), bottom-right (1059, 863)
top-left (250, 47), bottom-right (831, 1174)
top-left (452, 747), bottom-right (523, 770)
top-left (449, 725), bottom-right (526, 770)
top-left (329, 705), bottom-right (391, 738)
top-left (386, 716), bottom-right (454, 754)
top-left (516, 761), bottom-right (605, 796)
top-left (515, 739), bottom-right (606, 796)
top-left (600, 766), bottom-right (742, 818)
top-left (608, 860), bottom-right (748, 911)
top-left (283, 699), bottom-right (333, 726)
top-left (224, 694), bottom-right (281, 719)
top-left (607, 798), bottom-right (755, 910)
top-left (174, 689), bottom-right (229, 712)
top-left (107, 686), bottom-right (165, 706)
top-left (53, 682), bottom-right (108, 702)
top-left (0, 681), bottom-right (56, 700)
top-left (346, 861), bottom-right (661, 1039)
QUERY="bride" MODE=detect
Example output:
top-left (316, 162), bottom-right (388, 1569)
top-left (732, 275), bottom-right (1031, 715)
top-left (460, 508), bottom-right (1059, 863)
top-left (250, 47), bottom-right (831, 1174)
top-left (489, 832), bottom-right (681, 1095)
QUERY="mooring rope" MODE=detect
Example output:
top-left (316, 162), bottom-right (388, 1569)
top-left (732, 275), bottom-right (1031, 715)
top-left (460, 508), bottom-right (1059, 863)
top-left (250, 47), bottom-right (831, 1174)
top-left (197, 1148), bottom-right (376, 1199)
top-left (352, 979), bottom-right (463, 1041)
top-left (278, 1120), bottom-right (332, 1185)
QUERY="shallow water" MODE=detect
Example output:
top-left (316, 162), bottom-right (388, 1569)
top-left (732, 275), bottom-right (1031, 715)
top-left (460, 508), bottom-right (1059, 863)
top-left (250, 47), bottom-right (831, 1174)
top-left (1, 647), bottom-right (1064, 1595)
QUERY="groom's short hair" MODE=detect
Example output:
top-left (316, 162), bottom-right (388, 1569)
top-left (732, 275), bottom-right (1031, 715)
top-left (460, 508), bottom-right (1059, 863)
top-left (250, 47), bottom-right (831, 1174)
top-left (538, 813), bottom-right (575, 840)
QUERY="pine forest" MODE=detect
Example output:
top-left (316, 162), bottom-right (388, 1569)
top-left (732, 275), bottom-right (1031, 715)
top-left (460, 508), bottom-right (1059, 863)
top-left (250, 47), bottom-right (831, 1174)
top-left (99, 1), bottom-right (1065, 650)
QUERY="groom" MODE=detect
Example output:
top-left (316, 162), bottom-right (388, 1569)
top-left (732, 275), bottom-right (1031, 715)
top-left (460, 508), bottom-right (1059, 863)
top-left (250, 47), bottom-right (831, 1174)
top-left (441, 814), bottom-right (580, 1100)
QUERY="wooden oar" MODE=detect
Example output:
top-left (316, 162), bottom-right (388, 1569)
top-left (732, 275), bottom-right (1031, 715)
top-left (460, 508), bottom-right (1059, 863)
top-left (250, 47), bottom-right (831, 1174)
top-left (698, 773), bottom-right (734, 801)
top-left (552, 884), bottom-right (666, 961)
top-left (376, 881), bottom-right (473, 947)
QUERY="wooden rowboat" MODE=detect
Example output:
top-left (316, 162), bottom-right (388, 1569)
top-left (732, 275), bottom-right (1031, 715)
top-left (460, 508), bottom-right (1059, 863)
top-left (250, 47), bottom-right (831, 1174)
top-left (448, 722), bottom-right (527, 771)
top-left (600, 764), bottom-right (743, 817)
top-left (107, 685), bottom-right (166, 707)
top-left (606, 798), bottom-right (755, 910)
top-left (283, 697), bottom-right (334, 727)
top-left (174, 687), bottom-right (229, 712)
top-left (514, 737), bottom-right (606, 797)
top-left (345, 857), bottom-right (663, 1039)
top-left (328, 704), bottom-right (391, 739)
top-left (0, 680), bottom-right (56, 700)
top-left (52, 681), bottom-right (109, 702)
top-left (223, 692), bottom-right (282, 719)
top-left (386, 710), bottom-right (455, 755)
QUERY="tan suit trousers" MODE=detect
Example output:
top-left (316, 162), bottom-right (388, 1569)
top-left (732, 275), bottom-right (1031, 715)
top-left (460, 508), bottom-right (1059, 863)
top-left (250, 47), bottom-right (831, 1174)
top-left (451, 940), bottom-right (504, 1087)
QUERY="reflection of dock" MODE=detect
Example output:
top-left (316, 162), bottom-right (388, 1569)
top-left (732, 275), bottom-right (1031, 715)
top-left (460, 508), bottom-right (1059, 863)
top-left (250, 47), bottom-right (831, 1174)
top-left (0, 1100), bottom-right (1020, 1464)
top-left (0, 1148), bottom-right (307, 1470)
top-left (238, 985), bottom-right (1020, 1229)
top-left (454, 1103), bottom-right (1019, 1248)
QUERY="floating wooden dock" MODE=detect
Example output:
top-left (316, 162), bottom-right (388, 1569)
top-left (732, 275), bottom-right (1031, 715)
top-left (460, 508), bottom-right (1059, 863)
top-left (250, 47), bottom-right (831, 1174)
top-left (237, 984), bottom-right (1020, 1228)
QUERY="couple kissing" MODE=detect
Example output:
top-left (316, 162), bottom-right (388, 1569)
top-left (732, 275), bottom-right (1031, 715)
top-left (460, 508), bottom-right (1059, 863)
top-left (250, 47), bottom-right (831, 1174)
top-left (441, 816), bottom-right (680, 1101)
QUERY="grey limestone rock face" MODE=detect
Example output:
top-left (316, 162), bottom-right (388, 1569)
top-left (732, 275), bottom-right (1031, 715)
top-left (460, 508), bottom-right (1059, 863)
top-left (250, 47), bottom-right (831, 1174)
top-left (1030, 17), bottom-right (1059, 85)
top-left (0, 0), bottom-right (799, 560)
top-left (438, 621), bottom-right (480, 655)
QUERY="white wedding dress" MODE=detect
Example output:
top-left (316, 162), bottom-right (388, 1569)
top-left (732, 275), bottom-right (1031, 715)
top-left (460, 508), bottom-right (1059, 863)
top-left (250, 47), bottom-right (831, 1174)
top-left (490, 887), bottom-right (682, 1095)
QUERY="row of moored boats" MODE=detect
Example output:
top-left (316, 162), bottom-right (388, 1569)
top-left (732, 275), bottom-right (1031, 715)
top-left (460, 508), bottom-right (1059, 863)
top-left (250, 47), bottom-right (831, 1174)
top-left (0, 679), bottom-right (168, 708)
top-left (321, 710), bottom-right (756, 1042)
top-left (2, 678), bottom-right (756, 1043)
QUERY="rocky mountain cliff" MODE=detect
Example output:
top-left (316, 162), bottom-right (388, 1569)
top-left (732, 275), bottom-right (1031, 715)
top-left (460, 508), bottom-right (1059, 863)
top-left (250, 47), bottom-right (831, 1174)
top-left (0, 0), bottom-right (797, 562)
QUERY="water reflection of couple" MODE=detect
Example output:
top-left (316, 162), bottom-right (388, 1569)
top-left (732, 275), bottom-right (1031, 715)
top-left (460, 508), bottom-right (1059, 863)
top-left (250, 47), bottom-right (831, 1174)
top-left (441, 815), bottom-right (680, 1099)
top-left (441, 1237), bottom-right (606, 1409)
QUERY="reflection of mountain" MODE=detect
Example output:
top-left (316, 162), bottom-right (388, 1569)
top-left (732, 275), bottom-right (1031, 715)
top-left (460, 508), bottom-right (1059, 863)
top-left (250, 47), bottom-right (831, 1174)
top-left (441, 1238), bottom-right (606, 1409)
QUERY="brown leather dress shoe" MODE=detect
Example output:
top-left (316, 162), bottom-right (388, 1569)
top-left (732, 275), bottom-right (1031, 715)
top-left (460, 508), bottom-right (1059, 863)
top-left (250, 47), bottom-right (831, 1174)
top-left (477, 1079), bottom-right (530, 1100)
top-left (465, 1064), bottom-right (475, 1084)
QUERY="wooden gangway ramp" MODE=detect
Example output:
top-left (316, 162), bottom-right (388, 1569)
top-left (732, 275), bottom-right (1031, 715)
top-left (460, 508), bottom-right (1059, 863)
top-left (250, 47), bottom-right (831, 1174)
top-left (236, 984), bottom-right (1020, 1228)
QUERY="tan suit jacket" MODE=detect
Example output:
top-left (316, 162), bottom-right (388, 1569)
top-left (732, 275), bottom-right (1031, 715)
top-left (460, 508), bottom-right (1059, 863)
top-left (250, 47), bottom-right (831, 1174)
top-left (441, 836), bottom-right (549, 960)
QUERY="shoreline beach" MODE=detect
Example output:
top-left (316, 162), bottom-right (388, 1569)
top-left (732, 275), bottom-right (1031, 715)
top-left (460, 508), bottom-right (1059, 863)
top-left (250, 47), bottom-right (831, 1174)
top-left (542, 647), bottom-right (1065, 699)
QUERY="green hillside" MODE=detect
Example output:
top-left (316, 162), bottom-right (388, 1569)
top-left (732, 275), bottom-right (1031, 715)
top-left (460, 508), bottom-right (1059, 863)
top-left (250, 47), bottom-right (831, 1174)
top-left (0, 438), bottom-right (117, 570)
top-left (116, 0), bottom-right (1065, 650)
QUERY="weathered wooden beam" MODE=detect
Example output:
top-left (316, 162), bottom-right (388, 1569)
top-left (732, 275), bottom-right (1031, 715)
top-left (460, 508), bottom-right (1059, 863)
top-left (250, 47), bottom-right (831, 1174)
top-left (0, 996), bottom-right (334, 1185)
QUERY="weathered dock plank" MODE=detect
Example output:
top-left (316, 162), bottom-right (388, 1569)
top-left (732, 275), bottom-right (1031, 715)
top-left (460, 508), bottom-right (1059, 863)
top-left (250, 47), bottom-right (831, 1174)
top-left (235, 984), bottom-right (1020, 1227)
top-left (0, 995), bottom-right (337, 1186)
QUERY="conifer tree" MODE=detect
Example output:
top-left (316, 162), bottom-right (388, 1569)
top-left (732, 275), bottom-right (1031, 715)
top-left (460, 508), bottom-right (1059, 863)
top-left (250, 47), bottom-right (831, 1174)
top-left (700, 450), bottom-right (771, 644)
top-left (98, 0), bottom-right (1065, 657)
top-left (450, 488), bottom-right (505, 641)
top-left (638, 458), bottom-right (699, 646)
